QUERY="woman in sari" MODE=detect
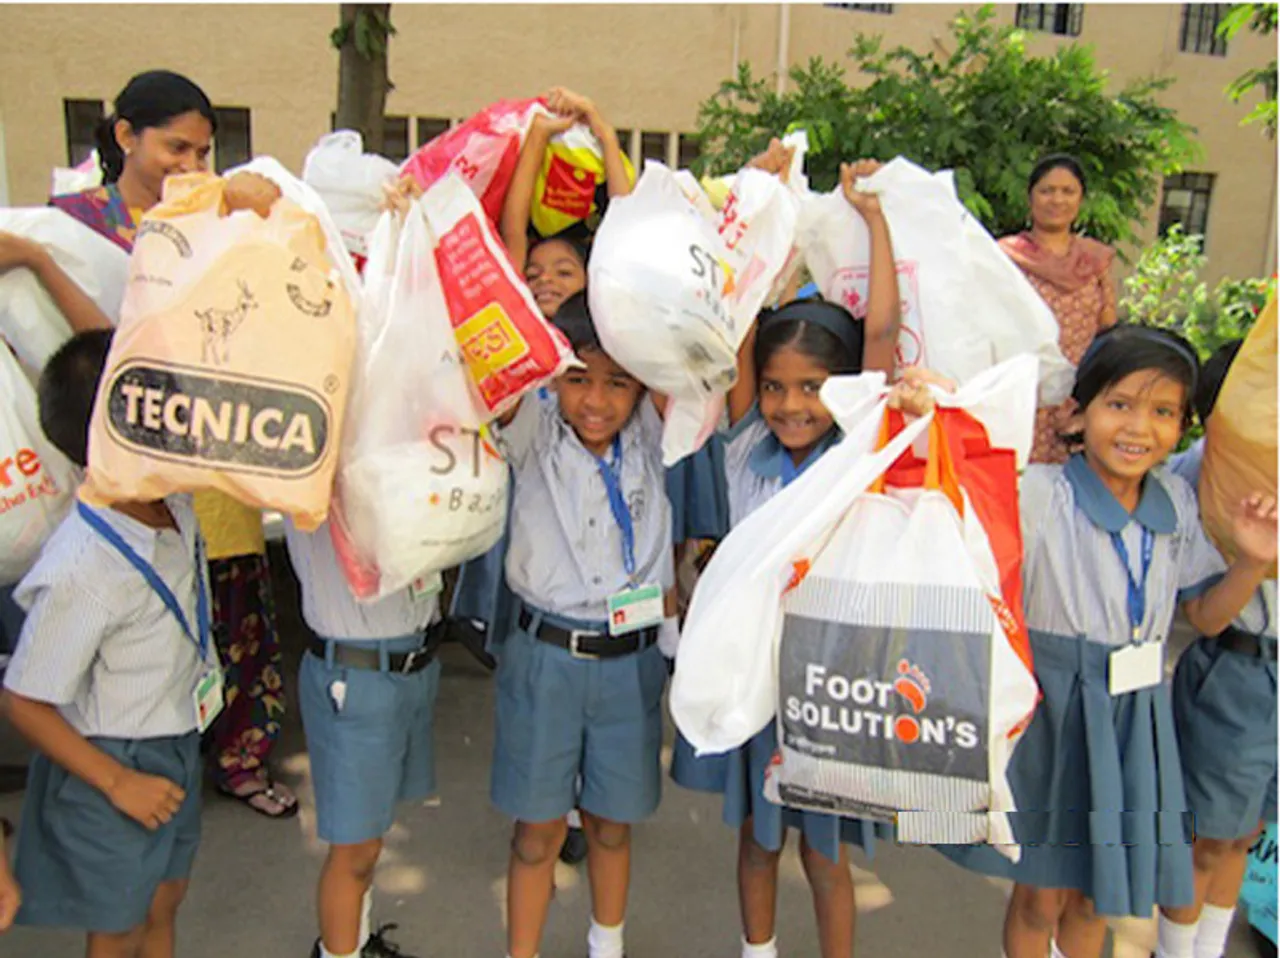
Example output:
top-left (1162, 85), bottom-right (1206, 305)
top-left (1000, 154), bottom-right (1117, 464)
top-left (0, 69), bottom-right (297, 819)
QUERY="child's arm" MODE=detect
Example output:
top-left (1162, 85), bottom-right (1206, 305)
top-left (1, 692), bottom-right (186, 831)
top-left (0, 232), bottom-right (112, 332)
top-left (1182, 493), bottom-right (1277, 637)
top-left (0, 833), bottom-right (16, 933)
top-left (499, 110), bottom-right (574, 274)
top-left (841, 160), bottom-right (900, 377)
top-left (727, 320), bottom-right (758, 427)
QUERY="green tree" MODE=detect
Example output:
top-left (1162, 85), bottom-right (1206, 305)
top-left (1218, 3), bottom-right (1278, 136)
top-left (332, 4), bottom-right (396, 153)
top-left (693, 5), bottom-right (1199, 248)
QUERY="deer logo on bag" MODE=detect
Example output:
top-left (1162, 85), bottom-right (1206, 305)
top-left (196, 280), bottom-right (257, 366)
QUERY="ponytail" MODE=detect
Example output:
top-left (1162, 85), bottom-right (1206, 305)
top-left (94, 115), bottom-right (125, 184)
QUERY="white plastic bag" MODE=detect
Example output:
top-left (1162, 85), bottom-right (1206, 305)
top-left (0, 343), bottom-right (78, 584)
top-left (302, 131), bottom-right (400, 267)
top-left (51, 152), bottom-right (104, 197)
top-left (329, 201), bottom-right (510, 601)
top-left (798, 157), bottom-right (1072, 405)
top-left (0, 209), bottom-right (128, 372)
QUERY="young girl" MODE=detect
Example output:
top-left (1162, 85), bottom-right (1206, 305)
top-left (938, 324), bottom-right (1277, 958)
top-left (671, 159), bottom-right (901, 958)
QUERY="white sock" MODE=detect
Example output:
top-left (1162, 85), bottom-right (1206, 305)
top-left (567, 808), bottom-right (583, 829)
top-left (742, 936), bottom-right (779, 958)
top-left (1050, 942), bottom-right (1069, 958)
top-left (1156, 914), bottom-right (1199, 958)
top-left (1194, 904), bottom-right (1235, 958)
top-left (320, 945), bottom-right (358, 958)
top-left (359, 887), bottom-right (373, 945)
top-left (587, 918), bottom-right (625, 958)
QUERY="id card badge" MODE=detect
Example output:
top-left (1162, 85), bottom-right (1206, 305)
top-left (607, 583), bottom-right (664, 637)
top-left (1108, 642), bottom-right (1164, 696)
top-left (193, 667), bottom-right (225, 733)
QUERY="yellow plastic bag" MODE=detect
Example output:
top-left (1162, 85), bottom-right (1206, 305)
top-left (1201, 296), bottom-right (1277, 575)
top-left (531, 124), bottom-right (635, 237)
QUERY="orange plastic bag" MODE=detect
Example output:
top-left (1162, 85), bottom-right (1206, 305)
top-left (82, 172), bottom-right (357, 531)
top-left (1201, 296), bottom-right (1277, 576)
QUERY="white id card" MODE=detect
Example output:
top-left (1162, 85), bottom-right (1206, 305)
top-left (1108, 642), bottom-right (1164, 696)
top-left (194, 667), bottom-right (225, 733)
top-left (607, 583), bottom-right (664, 637)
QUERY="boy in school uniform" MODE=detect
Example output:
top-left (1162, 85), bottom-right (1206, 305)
top-left (1, 329), bottom-right (218, 958)
top-left (285, 518), bottom-right (446, 958)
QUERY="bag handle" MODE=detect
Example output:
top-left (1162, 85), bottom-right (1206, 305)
top-left (869, 408), bottom-right (964, 515)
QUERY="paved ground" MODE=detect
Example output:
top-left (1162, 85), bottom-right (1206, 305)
top-left (0, 549), bottom-right (1266, 958)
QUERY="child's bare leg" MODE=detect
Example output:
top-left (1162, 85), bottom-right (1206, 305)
top-left (139, 879), bottom-right (188, 958)
top-left (508, 818), bottom-right (568, 958)
top-left (738, 819), bottom-right (782, 946)
top-left (1056, 892), bottom-right (1107, 958)
top-left (1004, 883), bottom-right (1067, 958)
top-left (86, 926), bottom-right (146, 958)
top-left (799, 836), bottom-right (856, 958)
top-left (318, 839), bottom-right (382, 954)
top-left (582, 810), bottom-right (631, 927)
top-left (1205, 826), bottom-right (1261, 908)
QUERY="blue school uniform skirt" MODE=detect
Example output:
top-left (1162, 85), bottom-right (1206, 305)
top-left (937, 631), bottom-right (1195, 916)
top-left (672, 725), bottom-right (885, 864)
top-left (1172, 635), bottom-right (1278, 840)
top-left (665, 440), bottom-right (731, 543)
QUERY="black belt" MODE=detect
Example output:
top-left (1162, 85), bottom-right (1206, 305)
top-left (518, 607), bottom-right (658, 660)
top-left (307, 622), bottom-right (446, 674)
top-left (1216, 625), bottom-right (1277, 662)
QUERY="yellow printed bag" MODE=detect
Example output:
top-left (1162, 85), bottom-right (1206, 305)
top-left (531, 124), bottom-right (635, 237)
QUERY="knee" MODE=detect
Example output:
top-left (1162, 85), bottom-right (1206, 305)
top-left (1234, 823), bottom-right (1266, 854)
top-left (799, 839), bottom-right (850, 893)
top-left (1193, 836), bottom-right (1237, 872)
top-left (328, 839), bottom-right (384, 884)
top-left (1063, 891), bottom-right (1097, 923)
top-left (1010, 885), bottom-right (1066, 934)
top-left (146, 880), bottom-right (188, 926)
top-left (511, 821), bottom-right (567, 867)
top-left (583, 814), bottom-right (630, 852)
top-left (739, 827), bottom-right (781, 873)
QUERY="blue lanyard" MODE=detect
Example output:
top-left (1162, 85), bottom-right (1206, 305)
top-left (76, 501), bottom-right (210, 660)
top-left (592, 436), bottom-right (636, 581)
top-left (1109, 526), bottom-right (1155, 643)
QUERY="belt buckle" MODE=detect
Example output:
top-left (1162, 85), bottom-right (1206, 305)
top-left (568, 629), bottom-right (601, 660)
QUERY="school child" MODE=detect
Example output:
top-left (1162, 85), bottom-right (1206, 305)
top-left (1, 329), bottom-right (216, 958)
top-left (284, 517), bottom-right (446, 958)
top-left (1156, 339), bottom-right (1277, 958)
top-left (938, 324), bottom-right (1277, 958)
top-left (490, 289), bottom-right (678, 958)
top-left (670, 159), bottom-right (901, 958)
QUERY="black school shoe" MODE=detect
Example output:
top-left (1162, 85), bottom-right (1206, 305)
top-left (560, 825), bottom-right (589, 865)
top-left (309, 924), bottom-right (419, 958)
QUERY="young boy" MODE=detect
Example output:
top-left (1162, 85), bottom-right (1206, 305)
top-left (285, 517), bottom-right (447, 958)
top-left (1, 329), bottom-right (216, 958)
top-left (493, 291), bottom-right (676, 958)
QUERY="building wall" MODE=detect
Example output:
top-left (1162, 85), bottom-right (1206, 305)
top-left (0, 3), bottom-right (1274, 284)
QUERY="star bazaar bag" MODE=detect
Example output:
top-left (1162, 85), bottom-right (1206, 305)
top-left (420, 173), bottom-right (573, 418)
top-left (81, 172), bottom-right (357, 531)
top-left (1241, 822), bottom-right (1277, 945)
top-left (0, 343), bottom-right (78, 584)
top-left (763, 405), bottom-right (1037, 859)
top-left (531, 122), bottom-right (635, 237)
top-left (798, 157), bottom-right (1072, 405)
top-left (329, 204), bottom-right (509, 601)
top-left (1201, 297), bottom-right (1277, 577)
top-left (302, 131), bottom-right (400, 273)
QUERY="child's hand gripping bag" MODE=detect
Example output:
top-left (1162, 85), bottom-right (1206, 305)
top-left (302, 131), bottom-right (400, 273)
top-left (420, 173), bottom-right (573, 419)
top-left (0, 342), bottom-right (78, 584)
top-left (329, 205), bottom-right (509, 601)
top-left (0, 208), bottom-right (129, 371)
top-left (1201, 296), bottom-right (1277, 577)
top-left (81, 171), bottom-right (357, 531)
top-left (531, 122), bottom-right (636, 237)
top-left (400, 99), bottom-right (546, 229)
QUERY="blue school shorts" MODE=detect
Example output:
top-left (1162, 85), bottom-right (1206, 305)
top-left (491, 605), bottom-right (667, 825)
top-left (13, 732), bottom-right (202, 933)
top-left (299, 634), bottom-right (442, 846)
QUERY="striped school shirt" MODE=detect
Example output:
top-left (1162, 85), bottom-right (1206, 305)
top-left (723, 405), bottom-right (840, 527)
top-left (4, 495), bottom-right (216, 738)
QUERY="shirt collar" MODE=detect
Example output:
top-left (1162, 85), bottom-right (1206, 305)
top-left (1063, 454), bottom-right (1177, 535)
top-left (748, 427), bottom-right (840, 484)
top-left (80, 495), bottom-right (197, 564)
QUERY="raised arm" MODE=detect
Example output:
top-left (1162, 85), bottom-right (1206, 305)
top-left (0, 232), bottom-right (112, 332)
top-left (500, 112), bottom-right (570, 273)
top-left (841, 160), bottom-right (900, 377)
top-left (1182, 494), bottom-right (1277, 638)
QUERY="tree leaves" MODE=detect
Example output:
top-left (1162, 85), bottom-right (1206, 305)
top-left (1218, 3), bottom-right (1277, 136)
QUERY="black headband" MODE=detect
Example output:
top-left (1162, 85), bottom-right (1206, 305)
top-left (759, 297), bottom-right (863, 360)
top-left (1077, 325), bottom-right (1200, 395)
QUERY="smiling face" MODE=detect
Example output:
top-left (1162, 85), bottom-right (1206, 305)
top-left (117, 110), bottom-right (214, 202)
top-left (553, 348), bottom-right (646, 457)
top-left (758, 344), bottom-right (837, 464)
top-left (1029, 165), bottom-right (1084, 234)
top-left (1078, 369), bottom-right (1187, 505)
top-left (525, 238), bottom-right (586, 318)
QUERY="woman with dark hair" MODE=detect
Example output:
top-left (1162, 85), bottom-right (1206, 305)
top-left (1001, 154), bottom-right (1117, 464)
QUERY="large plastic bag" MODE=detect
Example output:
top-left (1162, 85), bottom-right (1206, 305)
top-left (671, 354), bottom-right (1040, 758)
top-left (421, 174), bottom-right (573, 418)
top-left (589, 162), bottom-right (798, 465)
top-left (1201, 296), bottom-right (1277, 576)
top-left (530, 122), bottom-right (635, 237)
top-left (301, 131), bottom-right (400, 273)
top-left (0, 208), bottom-right (129, 371)
top-left (400, 99), bottom-right (546, 229)
top-left (81, 171), bottom-right (357, 531)
top-left (330, 204), bottom-right (509, 601)
top-left (798, 158), bottom-right (1072, 404)
top-left (0, 343), bottom-right (78, 584)
top-left (51, 152), bottom-right (104, 197)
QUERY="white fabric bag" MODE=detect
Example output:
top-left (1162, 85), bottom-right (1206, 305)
top-left (301, 131), bottom-right (400, 264)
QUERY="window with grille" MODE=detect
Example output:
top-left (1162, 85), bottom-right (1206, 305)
top-left (677, 134), bottom-right (701, 170)
top-left (1180, 4), bottom-right (1228, 55)
top-left (212, 107), bottom-right (252, 173)
top-left (64, 99), bottom-right (104, 167)
top-left (416, 116), bottom-right (451, 147)
top-left (1015, 4), bottom-right (1084, 36)
top-left (1159, 172), bottom-right (1216, 243)
top-left (826, 4), bottom-right (895, 13)
top-left (640, 131), bottom-right (669, 164)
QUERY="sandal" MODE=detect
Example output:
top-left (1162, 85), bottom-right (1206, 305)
top-left (217, 776), bottom-right (300, 820)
